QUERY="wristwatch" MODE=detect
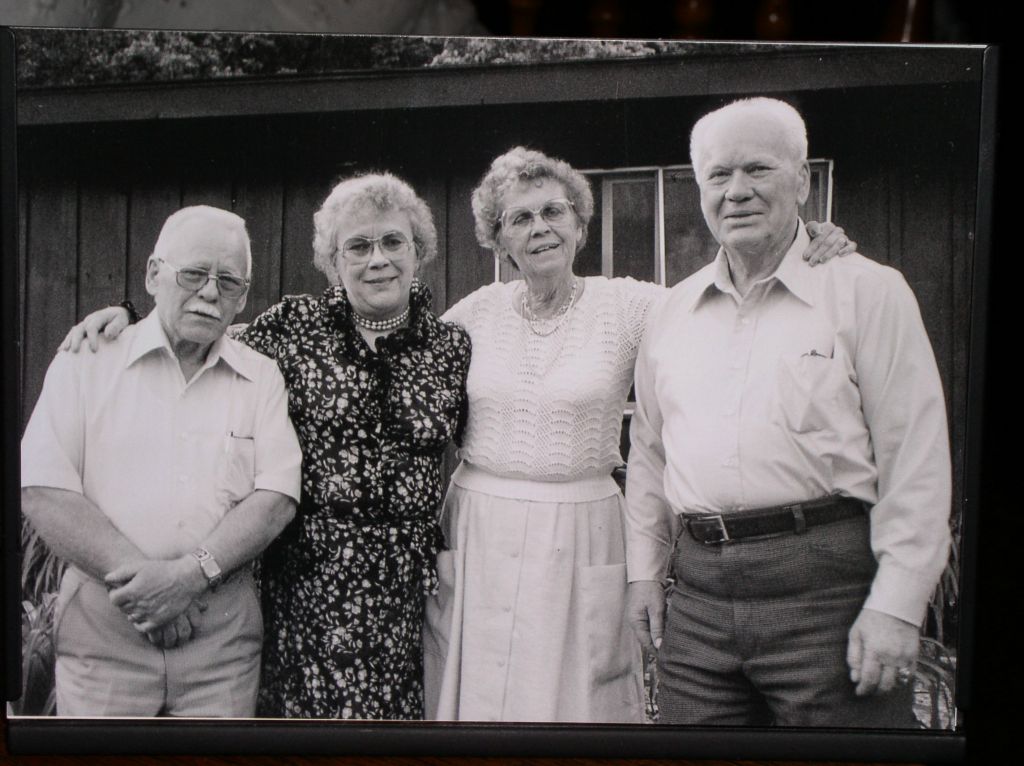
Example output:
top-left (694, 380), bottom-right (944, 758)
top-left (191, 547), bottom-right (223, 590)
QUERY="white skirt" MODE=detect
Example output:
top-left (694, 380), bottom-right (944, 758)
top-left (423, 462), bottom-right (645, 723)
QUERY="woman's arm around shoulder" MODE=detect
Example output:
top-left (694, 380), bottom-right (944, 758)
top-left (236, 293), bottom-right (314, 359)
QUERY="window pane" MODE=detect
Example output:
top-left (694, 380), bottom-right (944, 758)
top-left (574, 187), bottom-right (603, 278)
top-left (663, 169), bottom-right (718, 287)
top-left (609, 178), bottom-right (656, 282)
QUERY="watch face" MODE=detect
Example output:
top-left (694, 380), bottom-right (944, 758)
top-left (201, 558), bottom-right (222, 579)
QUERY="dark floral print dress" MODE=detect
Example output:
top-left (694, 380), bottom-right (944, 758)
top-left (239, 280), bottom-right (470, 719)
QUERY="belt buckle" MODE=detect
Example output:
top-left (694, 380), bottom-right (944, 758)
top-left (702, 514), bottom-right (731, 544)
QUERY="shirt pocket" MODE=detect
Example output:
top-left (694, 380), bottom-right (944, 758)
top-left (215, 434), bottom-right (256, 509)
top-left (772, 353), bottom-right (847, 434)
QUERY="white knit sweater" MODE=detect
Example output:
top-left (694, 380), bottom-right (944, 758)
top-left (443, 276), bottom-right (665, 481)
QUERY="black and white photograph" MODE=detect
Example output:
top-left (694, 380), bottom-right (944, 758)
top-left (1, 19), bottom-right (995, 762)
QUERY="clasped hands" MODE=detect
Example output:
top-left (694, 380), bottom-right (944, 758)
top-left (105, 556), bottom-right (209, 649)
top-left (626, 581), bottom-right (919, 697)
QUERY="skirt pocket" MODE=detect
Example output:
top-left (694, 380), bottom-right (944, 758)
top-left (579, 562), bottom-right (644, 722)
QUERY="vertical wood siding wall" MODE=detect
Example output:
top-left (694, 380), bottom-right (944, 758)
top-left (17, 84), bottom-right (980, 516)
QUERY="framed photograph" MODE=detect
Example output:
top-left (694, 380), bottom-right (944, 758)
top-left (1, 27), bottom-right (996, 762)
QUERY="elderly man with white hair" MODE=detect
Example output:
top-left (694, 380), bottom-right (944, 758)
top-left (625, 98), bottom-right (951, 727)
top-left (21, 205), bottom-right (302, 717)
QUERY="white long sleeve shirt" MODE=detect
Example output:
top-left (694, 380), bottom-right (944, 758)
top-left (625, 226), bottom-right (952, 626)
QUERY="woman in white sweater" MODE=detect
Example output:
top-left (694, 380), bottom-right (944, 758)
top-left (424, 146), bottom-right (851, 723)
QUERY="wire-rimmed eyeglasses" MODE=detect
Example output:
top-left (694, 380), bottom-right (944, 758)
top-left (496, 198), bottom-right (576, 233)
top-left (338, 231), bottom-right (413, 262)
top-left (156, 257), bottom-right (249, 299)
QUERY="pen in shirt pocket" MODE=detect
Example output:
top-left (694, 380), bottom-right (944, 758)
top-left (225, 430), bottom-right (255, 452)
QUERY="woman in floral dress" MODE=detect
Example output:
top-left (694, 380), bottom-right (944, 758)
top-left (64, 173), bottom-right (470, 719)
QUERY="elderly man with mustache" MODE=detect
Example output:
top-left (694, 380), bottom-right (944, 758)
top-left (21, 205), bottom-right (301, 717)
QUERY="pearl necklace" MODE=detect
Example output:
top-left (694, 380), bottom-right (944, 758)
top-left (522, 278), bottom-right (578, 337)
top-left (352, 305), bottom-right (410, 332)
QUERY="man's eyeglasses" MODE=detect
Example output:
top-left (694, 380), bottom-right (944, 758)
top-left (497, 198), bottom-right (576, 233)
top-left (157, 258), bottom-right (249, 299)
top-left (339, 231), bottom-right (413, 262)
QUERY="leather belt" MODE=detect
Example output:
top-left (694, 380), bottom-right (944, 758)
top-left (682, 496), bottom-right (868, 545)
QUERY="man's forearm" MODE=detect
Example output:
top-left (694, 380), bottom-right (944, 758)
top-left (22, 486), bottom-right (147, 580)
top-left (197, 489), bottom-right (296, 576)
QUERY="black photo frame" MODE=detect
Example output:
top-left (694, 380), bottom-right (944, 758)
top-left (1, 27), bottom-right (997, 762)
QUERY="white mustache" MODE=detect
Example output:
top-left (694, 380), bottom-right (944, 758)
top-left (187, 305), bottom-right (222, 320)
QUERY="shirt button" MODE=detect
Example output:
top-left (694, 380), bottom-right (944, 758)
top-left (510, 551), bottom-right (519, 558)
top-left (497, 659), bottom-right (505, 667)
top-left (178, 475), bottom-right (188, 483)
top-left (503, 605), bottom-right (511, 613)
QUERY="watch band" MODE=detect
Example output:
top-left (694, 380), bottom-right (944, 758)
top-left (191, 546), bottom-right (223, 590)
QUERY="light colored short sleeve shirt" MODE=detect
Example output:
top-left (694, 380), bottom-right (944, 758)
top-left (21, 312), bottom-right (302, 560)
top-left (626, 225), bottom-right (952, 626)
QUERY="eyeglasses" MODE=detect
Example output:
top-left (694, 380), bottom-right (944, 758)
top-left (338, 231), bottom-right (413, 262)
top-left (497, 198), bottom-right (576, 233)
top-left (157, 258), bottom-right (249, 298)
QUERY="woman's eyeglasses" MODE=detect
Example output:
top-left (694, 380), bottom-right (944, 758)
top-left (497, 198), bottom-right (576, 233)
top-left (157, 258), bottom-right (249, 298)
top-left (339, 231), bottom-right (412, 262)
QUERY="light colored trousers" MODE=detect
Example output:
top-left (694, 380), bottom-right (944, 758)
top-left (53, 566), bottom-right (262, 717)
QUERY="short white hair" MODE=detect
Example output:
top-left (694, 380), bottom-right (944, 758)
top-left (152, 205), bottom-right (252, 279)
top-left (690, 97), bottom-right (808, 179)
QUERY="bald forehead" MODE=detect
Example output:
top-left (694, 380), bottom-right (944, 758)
top-left (701, 112), bottom-right (795, 161)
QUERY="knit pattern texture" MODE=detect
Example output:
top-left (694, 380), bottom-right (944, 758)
top-left (443, 276), bottom-right (664, 480)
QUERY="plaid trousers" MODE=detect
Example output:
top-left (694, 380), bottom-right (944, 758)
top-left (657, 514), bottom-right (916, 728)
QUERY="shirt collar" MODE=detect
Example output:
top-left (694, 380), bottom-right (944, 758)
top-left (126, 310), bottom-right (256, 381)
top-left (689, 219), bottom-right (815, 311)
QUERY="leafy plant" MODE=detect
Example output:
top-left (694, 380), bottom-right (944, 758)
top-left (13, 519), bottom-right (66, 716)
top-left (913, 637), bottom-right (957, 729)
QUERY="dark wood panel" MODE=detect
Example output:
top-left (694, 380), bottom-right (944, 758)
top-left (280, 174), bottom-right (329, 298)
top-left (18, 177), bottom-right (28, 429)
top-left (949, 153), bottom-right (974, 495)
top-left (181, 176), bottom-right (233, 211)
top-left (22, 172), bottom-right (78, 423)
top-left (77, 180), bottom-right (128, 319)
top-left (233, 176), bottom-right (285, 322)
top-left (445, 173), bottom-right (495, 309)
top-left (407, 173), bottom-right (448, 314)
top-left (125, 175), bottom-right (182, 316)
